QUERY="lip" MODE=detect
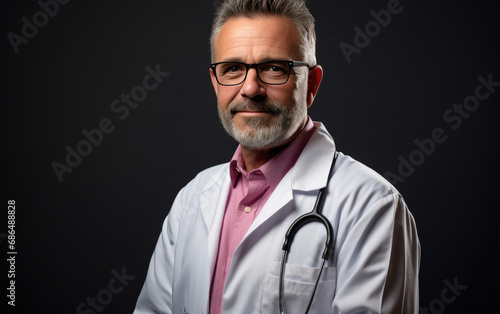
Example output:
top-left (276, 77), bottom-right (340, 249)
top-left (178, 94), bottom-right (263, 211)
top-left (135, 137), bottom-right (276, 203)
top-left (233, 110), bottom-right (275, 116)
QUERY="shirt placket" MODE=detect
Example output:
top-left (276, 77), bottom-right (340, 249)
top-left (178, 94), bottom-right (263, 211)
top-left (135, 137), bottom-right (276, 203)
top-left (238, 170), bottom-right (268, 217)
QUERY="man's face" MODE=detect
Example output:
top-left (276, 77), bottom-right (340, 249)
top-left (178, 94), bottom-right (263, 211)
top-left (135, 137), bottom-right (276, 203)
top-left (210, 15), bottom-right (311, 150)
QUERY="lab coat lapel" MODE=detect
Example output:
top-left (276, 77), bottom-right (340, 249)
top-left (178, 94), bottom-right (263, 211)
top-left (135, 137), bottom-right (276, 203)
top-left (246, 122), bottom-right (336, 237)
top-left (199, 165), bottom-right (231, 281)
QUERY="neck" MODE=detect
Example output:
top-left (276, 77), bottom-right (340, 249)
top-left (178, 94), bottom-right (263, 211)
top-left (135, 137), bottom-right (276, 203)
top-left (240, 146), bottom-right (283, 172)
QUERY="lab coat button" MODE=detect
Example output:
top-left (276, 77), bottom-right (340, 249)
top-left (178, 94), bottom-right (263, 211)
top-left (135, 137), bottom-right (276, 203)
top-left (244, 206), bottom-right (251, 213)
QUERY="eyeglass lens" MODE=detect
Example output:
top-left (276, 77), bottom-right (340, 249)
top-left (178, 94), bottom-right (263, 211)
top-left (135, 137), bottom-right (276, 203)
top-left (215, 61), bottom-right (290, 85)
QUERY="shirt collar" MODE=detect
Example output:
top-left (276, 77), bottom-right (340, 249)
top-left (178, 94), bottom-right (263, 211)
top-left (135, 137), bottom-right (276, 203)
top-left (229, 148), bottom-right (247, 186)
top-left (229, 117), bottom-right (316, 189)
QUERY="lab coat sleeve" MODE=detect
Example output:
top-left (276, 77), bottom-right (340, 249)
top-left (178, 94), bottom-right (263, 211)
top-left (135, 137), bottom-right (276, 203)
top-left (332, 193), bottom-right (420, 314)
top-left (133, 189), bottom-right (184, 314)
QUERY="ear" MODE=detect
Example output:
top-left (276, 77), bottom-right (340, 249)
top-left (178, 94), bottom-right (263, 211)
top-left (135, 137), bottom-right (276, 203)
top-left (210, 67), bottom-right (219, 97)
top-left (306, 65), bottom-right (323, 108)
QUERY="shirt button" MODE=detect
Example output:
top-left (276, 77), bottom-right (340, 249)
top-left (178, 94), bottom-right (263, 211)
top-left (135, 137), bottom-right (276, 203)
top-left (244, 206), bottom-right (251, 213)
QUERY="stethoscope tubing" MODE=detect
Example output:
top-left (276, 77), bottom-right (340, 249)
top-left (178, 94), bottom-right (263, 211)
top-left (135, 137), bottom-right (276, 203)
top-left (278, 151), bottom-right (338, 314)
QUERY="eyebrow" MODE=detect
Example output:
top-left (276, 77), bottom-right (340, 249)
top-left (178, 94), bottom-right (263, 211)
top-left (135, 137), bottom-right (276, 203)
top-left (220, 57), bottom-right (245, 63)
top-left (218, 57), bottom-right (291, 63)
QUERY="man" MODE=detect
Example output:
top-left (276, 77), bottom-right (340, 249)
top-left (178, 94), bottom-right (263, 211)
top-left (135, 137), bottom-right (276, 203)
top-left (134, 0), bottom-right (420, 313)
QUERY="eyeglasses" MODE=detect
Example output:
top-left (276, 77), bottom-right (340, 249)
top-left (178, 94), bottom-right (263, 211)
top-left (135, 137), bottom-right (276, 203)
top-left (210, 60), bottom-right (310, 86)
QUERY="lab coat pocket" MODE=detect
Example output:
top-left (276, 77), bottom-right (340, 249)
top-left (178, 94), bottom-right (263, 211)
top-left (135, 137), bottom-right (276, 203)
top-left (260, 261), bottom-right (336, 314)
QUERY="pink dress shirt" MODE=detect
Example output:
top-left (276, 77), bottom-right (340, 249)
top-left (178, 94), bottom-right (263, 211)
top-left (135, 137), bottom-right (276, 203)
top-left (209, 118), bottom-right (317, 314)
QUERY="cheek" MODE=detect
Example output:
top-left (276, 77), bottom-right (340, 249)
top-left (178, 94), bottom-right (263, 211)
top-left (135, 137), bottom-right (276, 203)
top-left (217, 86), bottom-right (240, 109)
top-left (266, 85), bottom-right (298, 107)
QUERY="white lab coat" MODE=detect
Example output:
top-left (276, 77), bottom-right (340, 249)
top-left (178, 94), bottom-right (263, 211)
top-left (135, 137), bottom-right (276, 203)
top-left (134, 122), bottom-right (420, 314)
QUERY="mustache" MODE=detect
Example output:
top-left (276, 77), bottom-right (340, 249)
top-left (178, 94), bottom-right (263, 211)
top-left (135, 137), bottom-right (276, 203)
top-left (228, 101), bottom-right (282, 115)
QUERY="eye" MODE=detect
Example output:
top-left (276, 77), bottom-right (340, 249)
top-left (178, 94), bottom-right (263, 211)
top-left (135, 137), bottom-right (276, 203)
top-left (227, 66), bottom-right (240, 72)
top-left (270, 65), bottom-right (285, 72)
top-left (219, 63), bottom-right (245, 75)
top-left (260, 62), bottom-right (288, 74)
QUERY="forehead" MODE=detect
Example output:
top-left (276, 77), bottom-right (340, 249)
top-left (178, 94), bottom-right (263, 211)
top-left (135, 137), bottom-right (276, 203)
top-left (214, 15), bottom-right (301, 62)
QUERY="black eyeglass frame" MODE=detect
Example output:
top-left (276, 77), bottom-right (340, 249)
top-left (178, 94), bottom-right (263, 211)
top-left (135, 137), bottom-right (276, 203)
top-left (210, 60), bottom-right (311, 86)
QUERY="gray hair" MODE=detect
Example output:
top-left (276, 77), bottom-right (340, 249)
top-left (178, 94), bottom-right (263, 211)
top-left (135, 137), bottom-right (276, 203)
top-left (210, 0), bottom-right (317, 66)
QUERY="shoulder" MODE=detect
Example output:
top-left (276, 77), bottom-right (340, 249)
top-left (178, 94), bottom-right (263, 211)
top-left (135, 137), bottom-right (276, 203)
top-left (177, 163), bottom-right (230, 201)
top-left (329, 153), bottom-right (406, 217)
top-left (166, 162), bottom-right (229, 222)
top-left (334, 153), bottom-right (396, 196)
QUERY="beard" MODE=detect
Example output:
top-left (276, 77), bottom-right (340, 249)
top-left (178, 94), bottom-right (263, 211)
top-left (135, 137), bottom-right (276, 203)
top-left (217, 89), bottom-right (307, 149)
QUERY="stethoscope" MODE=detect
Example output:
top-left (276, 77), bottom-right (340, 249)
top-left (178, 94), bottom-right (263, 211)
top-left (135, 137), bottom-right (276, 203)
top-left (279, 151), bottom-right (338, 314)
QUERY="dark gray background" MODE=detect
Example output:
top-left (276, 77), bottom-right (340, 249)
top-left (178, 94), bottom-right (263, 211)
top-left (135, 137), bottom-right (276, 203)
top-left (1, 0), bottom-right (499, 313)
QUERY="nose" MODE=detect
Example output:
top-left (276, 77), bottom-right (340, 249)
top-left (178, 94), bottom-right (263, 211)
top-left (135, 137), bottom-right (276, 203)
top-left (240, 68), bottom-right (266, 99)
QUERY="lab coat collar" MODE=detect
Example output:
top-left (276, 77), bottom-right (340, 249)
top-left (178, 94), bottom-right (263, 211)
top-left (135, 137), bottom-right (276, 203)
top-left (291, 121), bottom-right (336, 191)
top-left (245, 121), bottom-right (336, 236)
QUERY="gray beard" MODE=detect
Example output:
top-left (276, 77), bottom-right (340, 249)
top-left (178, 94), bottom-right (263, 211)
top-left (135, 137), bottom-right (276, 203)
top-left (217, 99), bottom-right (307, 149)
